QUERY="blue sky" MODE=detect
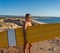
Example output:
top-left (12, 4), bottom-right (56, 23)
top-left (0, 0), bottom-right (60, 16)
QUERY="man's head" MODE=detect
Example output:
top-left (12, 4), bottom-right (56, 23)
top-left (25, 13), bottom-right (32, 21)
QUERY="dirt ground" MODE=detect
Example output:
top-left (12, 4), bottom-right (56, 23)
top-left (0, 38), bottom-right (60, 53)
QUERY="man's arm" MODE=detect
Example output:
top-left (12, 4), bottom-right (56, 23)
top-left (23, 22), bottom-right (27, 43)
top-left (24, 22), bottom-right (27, 30)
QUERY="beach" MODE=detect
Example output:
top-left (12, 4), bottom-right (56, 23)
top-left (32, 19), bottom-right (47, 24)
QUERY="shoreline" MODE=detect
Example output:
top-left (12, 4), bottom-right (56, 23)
top-left (32, 19), bottom-right (47, 24)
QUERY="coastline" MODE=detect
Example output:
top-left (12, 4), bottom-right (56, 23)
top-left (32, 19), bottom-right (47, 24)
top-left (0, 18), bottom-right (47, 32)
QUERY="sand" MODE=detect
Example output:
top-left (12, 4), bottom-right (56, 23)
top-left (32, 20), bottom-right (47, 24)
top-left (0, 38), bottom-right (60, 53)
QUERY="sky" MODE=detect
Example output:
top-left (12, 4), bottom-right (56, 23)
top-left (0, 0), bottom-right (60, 17)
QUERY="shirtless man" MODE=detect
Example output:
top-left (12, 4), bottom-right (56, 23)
top-left (23, 14), bottom-right (32, 53)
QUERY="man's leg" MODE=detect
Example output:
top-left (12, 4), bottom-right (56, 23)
top-left (23, 43), bottom-right (26, 53)
top-left (29, 43), bottom-right (32, 53)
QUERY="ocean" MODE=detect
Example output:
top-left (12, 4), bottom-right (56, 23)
top-left (33, 17), bottom-right (60, 23)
